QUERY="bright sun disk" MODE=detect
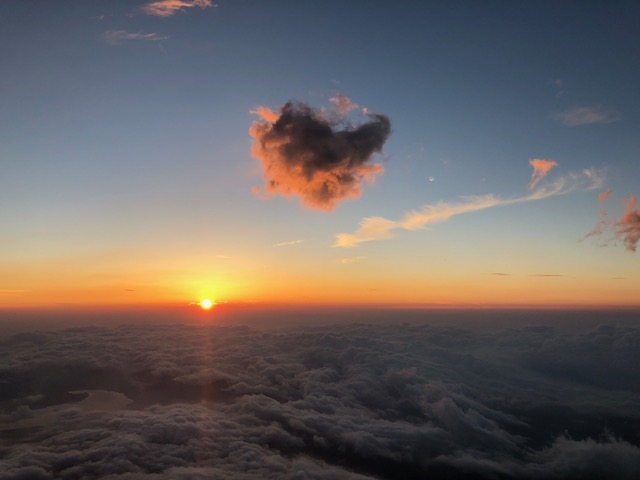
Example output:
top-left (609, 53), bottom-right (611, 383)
top-left (200, 299), bottom-right (213, 310)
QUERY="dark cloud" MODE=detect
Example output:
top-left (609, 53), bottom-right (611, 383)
top-left (1, 319), bottom-right (640, 479)
top-left (249, 100), bottom-right (391, 211)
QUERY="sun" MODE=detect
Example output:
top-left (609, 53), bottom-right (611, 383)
top-left (200, 299), bottom-right (214, 310)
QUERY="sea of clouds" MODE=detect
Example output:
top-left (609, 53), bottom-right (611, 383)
top-left (1, 313), bottom-right (640, 479)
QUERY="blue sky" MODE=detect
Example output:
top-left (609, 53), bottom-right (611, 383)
top-left (1, 0), bottom-right (639, 307)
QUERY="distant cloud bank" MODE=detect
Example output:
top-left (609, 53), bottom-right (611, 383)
top-left (250, 99), bottom-right (391, 212)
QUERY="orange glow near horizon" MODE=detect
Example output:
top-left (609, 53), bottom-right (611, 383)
top-left (1, 258), bottom-right (639, 310)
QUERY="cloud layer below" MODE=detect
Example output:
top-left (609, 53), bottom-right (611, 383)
top-left (1, 317), bottom-right (639, 479)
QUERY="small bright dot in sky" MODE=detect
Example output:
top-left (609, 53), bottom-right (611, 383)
top-left (428, 176), bottom-right (435, 182)
top-left (200, 299), bottom-right (213, 310)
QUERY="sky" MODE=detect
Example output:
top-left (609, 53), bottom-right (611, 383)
top-left (1, 0), bottom-right (640, 309)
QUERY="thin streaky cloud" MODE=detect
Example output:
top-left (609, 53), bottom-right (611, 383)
top-left (581, 209), bottom-right (609, 243)
top-left (340, 256), bottom-right (366, 264)
top-left (334, 169), bottom-right (603, 247)
top-left (529, 274), bottom-right (565, 277)
top-left (488, 273), bottom-right (512, 276)
top-left (273, 240), bottom-right (304, 247)
top-left (143, 0), bottom-right (214, 17)
top-left (556, 106), bottom-right (621, 127)
top-left (102, 30), bottom-right (167, 45)
top-left (400, 194), bottom-right (502, 231)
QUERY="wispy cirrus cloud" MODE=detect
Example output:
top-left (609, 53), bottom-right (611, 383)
top-left (102, 30), bottom-right (167, 45)
top-left (581, 208), bottom-right (610, 243)
top-left (335, 168), bottom-right (603, 247)
top-left (486, 273), bottom-right (565, 277)
top-left (273, 240), bottom-right (304, 247)
top-left (143, 0), bottom-right (215, 17)
top-left (556, 106), bottom-right (621, 127)
top-left (0, 289), bottom-right (26, 295)
top-left (340, 256), bottom-right (366, 264)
